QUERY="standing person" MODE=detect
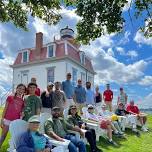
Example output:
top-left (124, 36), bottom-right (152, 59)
top-left (74, 79), bottom-right (86, 114)
top-left (44, 107), bottom-right (87, 152)
top-left (103, 84), bottom-right (113, 112)
top-left (52, 81), bottom-right (67, 113)
top-left (95, 86), bottom-right (102, 108)
top-left (0, 84), bottom-right (26, 148)
top-left (85, 82), bottom-right (95, 105)
top-left (117, 87), bottom-right (127, 106)
top-left (62, 73), bottom-right (75, 108)
top-left (31, 77), bottom-right (41, 96)
top-left (41, 82), bottom-right (54, 113)
top-left (23, 83), bottom-right (42, 121)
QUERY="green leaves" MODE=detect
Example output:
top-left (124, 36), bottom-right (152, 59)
top-left (0, 0), bottom-right (151, 44)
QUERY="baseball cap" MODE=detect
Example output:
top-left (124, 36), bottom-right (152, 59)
top-left (88, 104), bottom-right (94, 109)
top-left (102, 104), bottom-right (106, 108)
top-left (118, 102), bottom-right (124, 106)
top-left (120, 87), bottom-right (123, 90)
top-left (28, 115), bottom-right (40, 123)
top-left (47, 82), bottom-right (54, 86)
top-left (52, 106), bottom-right (60, 111)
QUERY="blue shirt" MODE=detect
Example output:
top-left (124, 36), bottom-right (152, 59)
top-left (74, 85), bottom-right (86, 103)
top-left (86, 89), bottom-right (95, 104)
top-left (31, 131), bottom-right (47, 151)
top-left (62, 80), bottom-right (74, 98)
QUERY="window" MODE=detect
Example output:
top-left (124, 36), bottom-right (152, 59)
top-left (22, 51), bottom-right (28, 63)
top-left (47, 67), bottom-right (55, 83)
top-left (81, 72), bottom-right (86, 86)
top-left (72, 68), bottom-right (77, 86)
top-left (80, 51), bottom-right (85, 65)
top-left (47, 44), bottom-right (55, 58)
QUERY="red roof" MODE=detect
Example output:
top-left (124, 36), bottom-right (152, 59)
top-left (13, 40), bottom-right (94, 73)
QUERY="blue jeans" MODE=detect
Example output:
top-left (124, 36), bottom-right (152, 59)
top-left (64, 134), bottom-right (86, 152)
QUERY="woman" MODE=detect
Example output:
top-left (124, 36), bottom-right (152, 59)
top-left (67, 105), bottom-right (102, 152)
top-left (95, 86), bottom-right (102, 107)
top-left (0, 83), bottom-right (26, 148)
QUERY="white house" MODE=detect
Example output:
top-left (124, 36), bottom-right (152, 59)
top-left (11, 27), bottom-right (95, 90)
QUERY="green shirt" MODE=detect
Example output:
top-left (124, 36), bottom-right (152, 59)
top-left (23, 95), bottom-right (42, 121)
top-left (67, 115), bottom-right (83, 127)
top-left (45, 117), bottom-right (73, 137)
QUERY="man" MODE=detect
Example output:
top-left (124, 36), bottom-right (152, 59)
top-left (85, 82), bottom-right (95, 105)
top-left (126, 100), bottom-right (148, 132)
top-left (117, 87), bottom-right (127, 106)
top-left (74, 79), bottom-right (86, 114)
top-left (23, 83), bottom-right (42, 121)
top-left (31, 77), bottom-right (41, 96)
top-left (62, 73), bottom-right (75, 108)
top-left (115, 102), bottom-right (140, 136)
top-left (17, 115), bottom-right (52, 152)
top-left (41, 82), bottom-right (54, 113)
top-left (44, 107), bottom-right (87, 152)
top-left (103, 84), bottom-right (113, 112)
top-left (52, 82), bottom-right (67, 113)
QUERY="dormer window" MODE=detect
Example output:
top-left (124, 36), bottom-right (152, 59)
top-left (22, 50), bottom-right (29, 63)
top-left (47, 44), bottom-right (56, 58)
top-left (80, 51), bottom-right (85, 65)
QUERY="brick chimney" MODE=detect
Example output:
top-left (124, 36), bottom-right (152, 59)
top-left (35, 32), bottom-right (43, 59)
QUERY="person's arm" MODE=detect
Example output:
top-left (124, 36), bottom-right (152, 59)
top-left (111, 91), bottom-right (113, 100)
top-left (36, 97), bottom-right (42, 115)
top-left (100, 92), bottom-right (102, 102)
top-left (45, 121), bottom-right (65, 142)
top-left (72, 126), bottom-right (85, 138)
top-left (17, 133), bottom-right (34, 152)
top-left (103, 91), bottom-right (105, 102)
top-left (0, 101), bottom-right (9, 127)
top-left (62, 92), bottom-right (67, 106)
top-left (125, 94), bottom-right (128, 105)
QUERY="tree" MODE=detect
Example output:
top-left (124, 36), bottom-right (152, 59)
top-left (0, 0), bottom-right (151, 44)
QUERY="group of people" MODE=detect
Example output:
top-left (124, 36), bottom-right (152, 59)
top-left (0, 73), bottom-right (149, 152)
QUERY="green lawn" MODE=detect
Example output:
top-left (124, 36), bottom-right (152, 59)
top-left (0, 107), bottom-right (152, 152)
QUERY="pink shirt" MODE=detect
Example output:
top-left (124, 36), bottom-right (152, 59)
top-left (4, 95), bottom-right (24, 121)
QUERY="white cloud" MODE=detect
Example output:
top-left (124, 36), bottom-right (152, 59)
top-left (107, 48), bottom-right (115, 57)
top-left (134, 31), bottom-right (152, 46)
top-left (138, 93), bottom-right (152, 109)
top-left (127, 50), bottom-right (138, 58)
top-left (118, 31), bottom-right (131, 45)
top-left (139, 76), bottom-right (152, 86)
top-left (116, 47), bottom-right (125, 55)
top-left (123, 0), bottom-right (133, 12)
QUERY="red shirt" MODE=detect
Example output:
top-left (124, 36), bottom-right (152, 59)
top-left (103, 90), bottom-right (113, 102)
top-left (126, 104), bottom-right (139, 114)
top-left (35, 87), bottom-right (41, 96)
top-left (4, 95), bottom-right (24, 121)
top-left (26, 87), bottom-right (41, 96)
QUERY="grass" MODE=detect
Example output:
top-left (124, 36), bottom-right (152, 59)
top-left (0, 107), bottom-right (152, 152)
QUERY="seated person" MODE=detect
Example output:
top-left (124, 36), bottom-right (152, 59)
top-left (115, 102), bottom-right (140, 134)
top-left (44, 107), bottom-right (87, 152)
top-left (67, 105), bottom-right (102, 152)
top-left (17, 115), bottom-right (52, 152)
top-left (86, 105), bottom-right (118, 145)
top-left (126, 100), bottom-right (148, 132)
top-left (99, 104), bottom-right (123, 135)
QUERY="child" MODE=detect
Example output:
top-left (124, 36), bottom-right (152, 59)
top-left (0, 83), bottom-right (26, 147)
top-left (23, 82), bottom-right (42, 121)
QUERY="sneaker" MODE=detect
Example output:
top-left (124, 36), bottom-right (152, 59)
top-left (108, 140), bottom-right (118, 146)
top-left (134, 130), bottom-right (141, 137)
top-left (141, 126), bottom-right (148, 132)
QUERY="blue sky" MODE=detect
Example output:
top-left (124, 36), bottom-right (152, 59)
top-left (0, 4), bottom-right (152, 108)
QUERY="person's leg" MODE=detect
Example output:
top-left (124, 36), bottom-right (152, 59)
top-left (138, 116), bottom-right (144, 126)
top-left (109, 102), bottom-right (112, 112)
top-left (64, 135), bottom-right (77, 152)
top-left (0, 124), bottom-right (9, 147)
top-left (143, 116), bottom-right (147, 125)
top-left (85, 130), bottom-right (96, 151)
top-left (66, 134), bottom-right (86, 152)
top-left (107, 124), bottom-right (113, 141)
top-left (112, 121), bottom-right (122, 133)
